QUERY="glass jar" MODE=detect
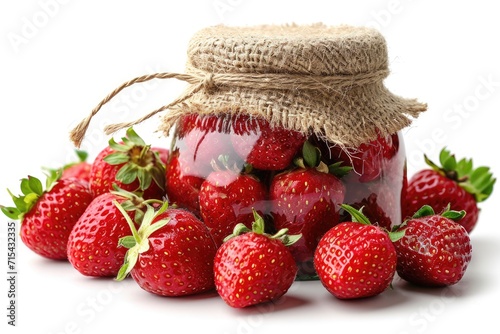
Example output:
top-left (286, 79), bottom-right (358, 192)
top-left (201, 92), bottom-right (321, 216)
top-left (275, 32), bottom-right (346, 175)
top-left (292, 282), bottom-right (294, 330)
top-left (166, 113), bottom-right (407, 280)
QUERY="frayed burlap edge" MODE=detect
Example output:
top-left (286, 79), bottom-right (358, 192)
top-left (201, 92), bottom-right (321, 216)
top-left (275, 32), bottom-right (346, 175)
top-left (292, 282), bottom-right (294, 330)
top-left (158, 81), bottom-right (426, 147)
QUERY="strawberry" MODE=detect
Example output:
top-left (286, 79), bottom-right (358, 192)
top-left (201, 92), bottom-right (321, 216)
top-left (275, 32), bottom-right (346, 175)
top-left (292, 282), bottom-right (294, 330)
top-left (231, 114), bottom-right (307, 170)
top-left (405, 148), bottom-right (495, 232)
top-left (316, 132), bottom-right (400, 182)
top-left (199, 168), bottom-right (267, 246)
top-left (213, 210), bottom-right (300, 308)
top-left (165, 152), bottom-right (205, 216)
top-left (116, 202), bottom-right (217, 297)
top-left (393, 205), bottom-right (472, 287)
top-left (314, 204), bottom-right (402, 299)
top-left (175, 114), bottom-right (237, 176)
top-left (1, 171), bottom-right (93, 260)
top-left (341, 180), bottom-right (403, 231)
top-left (89, 127), bottom-right (167, 200)
top-left (270, 141), bottom-right (348, 279)
top-left (61, 149), bottom-right (92, 183)
top-left (67, 188), bottom-right (157, 277)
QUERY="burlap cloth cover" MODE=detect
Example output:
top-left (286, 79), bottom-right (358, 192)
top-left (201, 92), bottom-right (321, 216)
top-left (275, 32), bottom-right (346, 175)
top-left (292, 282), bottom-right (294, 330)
top-left (70, 23), bottom-right (427, 148)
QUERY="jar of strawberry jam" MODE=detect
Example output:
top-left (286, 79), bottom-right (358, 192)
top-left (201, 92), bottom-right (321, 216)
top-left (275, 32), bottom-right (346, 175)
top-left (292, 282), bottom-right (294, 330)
top-left (70, 24), bottom-right (426, 280)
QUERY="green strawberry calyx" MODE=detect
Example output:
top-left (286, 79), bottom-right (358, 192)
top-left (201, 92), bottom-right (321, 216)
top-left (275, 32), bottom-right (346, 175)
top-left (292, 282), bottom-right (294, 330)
top-left (341, 204), bottom-right (404, 242)
top-left (425, 147), bottom-right (496, 203)
top-left (115, 200), bottom-right (171, 281)
top-left (1, 169), bottom-right (61, 221)
top-left (109, 184), bottom-right (163, 224)
top-left (295, 141), bottom-right (352, 177)
top-left (393, 204), bottom-right (466, 232)
top-left (104, 127), bottom-right (166, 192)
top-left (411, 204), bottom-right (466, 221)
top-left (223, 209), bottom-right (302, 247)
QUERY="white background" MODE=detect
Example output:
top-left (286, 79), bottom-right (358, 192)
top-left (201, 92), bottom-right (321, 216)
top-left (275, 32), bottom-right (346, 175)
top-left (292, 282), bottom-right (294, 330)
top-left (1, 1), bottom-right (499, 333)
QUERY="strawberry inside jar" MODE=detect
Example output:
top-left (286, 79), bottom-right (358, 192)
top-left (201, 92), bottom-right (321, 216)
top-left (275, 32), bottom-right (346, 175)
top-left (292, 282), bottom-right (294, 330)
top-left (166, 113), bottom-right (407, 280)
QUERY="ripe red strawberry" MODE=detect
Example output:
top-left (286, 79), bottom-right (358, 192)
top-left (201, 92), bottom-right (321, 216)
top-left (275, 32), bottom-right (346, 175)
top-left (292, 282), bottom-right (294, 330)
top-left (175, 114), bottom-right (237, 176)
top-left (214, 211), bottom-right (300, 308)
top-left (270, 141), bottom-right (348, 279)
top-left (67, 189), bottom-right (154, 277)
top-left (316, 132), bottom-right (399, 182)
top-left (405, 148), bottom-right (495, 232)
top-left (165, 153), bottom-right (205, 216)
top-left (89, 127), bottom-right (167, 200)
top-left (61, 149), bottom-right (92, 183)
top-left (116, 202), bottom-right (217, 297)
top-left (394, 205), bottom-right (472, 287)
top-left (1, 171), bottom-right (93, 260)
top-left (314, 204), bottom-right (401, 299)
top-left (199, 169), bottom-right (267, 246)
top-left (231, 114), bottom-right (307, 170)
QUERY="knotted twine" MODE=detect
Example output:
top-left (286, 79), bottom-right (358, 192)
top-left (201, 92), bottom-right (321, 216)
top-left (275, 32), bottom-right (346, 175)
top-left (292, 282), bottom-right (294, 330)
top-left (70, 23), bottom-right (427, 148)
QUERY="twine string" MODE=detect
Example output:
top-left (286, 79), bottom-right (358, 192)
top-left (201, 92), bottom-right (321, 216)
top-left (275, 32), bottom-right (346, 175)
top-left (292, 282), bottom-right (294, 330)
top-left (69, 68), bottom-right (389, 148)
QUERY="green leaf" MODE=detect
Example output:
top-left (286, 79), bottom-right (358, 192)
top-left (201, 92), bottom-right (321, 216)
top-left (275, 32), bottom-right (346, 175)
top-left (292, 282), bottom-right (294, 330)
top-left (328, 161), bottom-right (352, 178)
top-left (116, 262), bottom-right (129, 281)
top-left (411, 205), bottom-right (435, 219)
top-left (439, 148), bottom-right (457, 172)
top-left (116, 248), bottom-right (139, 281)
top-left (272, 228), bottom-right (289, 239)
top-left (223, 223), bottom-right (251, 243)
top-left (118, 236), bottom-right (137, 248)
top-left (340, 204), bottom-right (372, 225)
top-left (28, 176), bottom-right (43, 196)
top-left (8, 189), bottom-right (27, 213)
top-left (116, 164), bottom-right (138, 184)
top-left (302, 141), bottom-right (320, 168)
top-left (108, 138), bottom-right (128, 152)
top-left (125, 127), bottom-right (146, 146)
top-left (439, 147), bottom-right (451, 165)
top-left (1, 207), bottom-right (20, 220)
top-left (456, 158), bottom-right (473, 178)
top-left (442, 154), bottom-right (457, 172)
top-left (252, 209), bottom-right (266, 234)
top-left (143, 218), bottom-right (170, 240)
top-left (441, 209), bottom-right (466, 221)
top-left (388, 229), bottom-right (405, 242)
top-left (281, 233), bottom-right (302, 247)
top-left (20, 178), bottom-right (31, 196)
top-left (75, 149), bottom-right (89, 162)
top-left (481, 180), bottom-right (496, 200)
top-left (104, 152), bottom-right (130, 165)
top-left (134, 210), bottom-right (145, 225)
top-left (137, 168), bottom-right (152, 191)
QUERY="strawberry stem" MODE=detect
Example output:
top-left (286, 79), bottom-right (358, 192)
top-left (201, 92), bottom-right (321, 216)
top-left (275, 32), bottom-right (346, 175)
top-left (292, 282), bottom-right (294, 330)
top-left (115, 200), bottom-right (171, 281)
top-left (340, 204), bottom-right (371, 225)
top-left (223, 209), bottom-right (302, 246)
